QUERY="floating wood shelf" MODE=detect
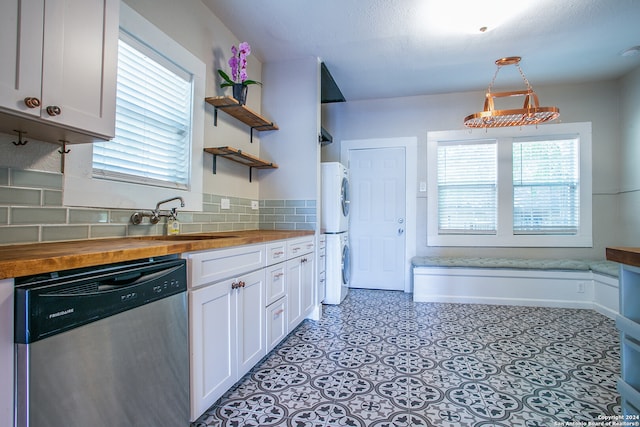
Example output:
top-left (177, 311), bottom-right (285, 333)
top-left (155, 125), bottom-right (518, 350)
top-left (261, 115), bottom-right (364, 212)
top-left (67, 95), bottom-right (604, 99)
top-left (204, 146), bottom-right (278, 182)
top-left (205, 96), bottom-right (278, 142)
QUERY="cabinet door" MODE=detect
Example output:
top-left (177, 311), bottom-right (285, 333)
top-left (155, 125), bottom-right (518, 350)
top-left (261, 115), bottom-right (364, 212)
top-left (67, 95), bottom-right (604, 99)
top-left (189, 279), bottom-right (237, 421)
top-left (301, 255), bottom-right (315, 316)
top-left (0, 0), bottom-right (44, 117)
top-left (40, 0), bottom-right (118, 138)
top-left (287, 257), bottom-right (303, 330)
top-left (236, 269), bottom-right (266, 376)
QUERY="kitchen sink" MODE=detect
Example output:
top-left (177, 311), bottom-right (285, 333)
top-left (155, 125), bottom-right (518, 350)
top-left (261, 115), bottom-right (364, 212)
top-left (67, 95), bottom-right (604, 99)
top-left (149, 234), bottom-right (238, 240)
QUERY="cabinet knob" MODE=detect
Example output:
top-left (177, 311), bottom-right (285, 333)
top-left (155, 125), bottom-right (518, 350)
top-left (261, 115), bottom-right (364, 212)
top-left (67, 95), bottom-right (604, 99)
top-left (24, 97), bottom-right (41, 108)
top-left (46, 105), bottom-right (62, 116)
top-left (239, 280), bottom-right (246, 288)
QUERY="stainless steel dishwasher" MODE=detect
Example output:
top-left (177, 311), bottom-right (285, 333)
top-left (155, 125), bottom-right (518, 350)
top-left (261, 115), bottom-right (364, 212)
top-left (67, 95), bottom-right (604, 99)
top-left (14, 255), bottom-right (189, 427)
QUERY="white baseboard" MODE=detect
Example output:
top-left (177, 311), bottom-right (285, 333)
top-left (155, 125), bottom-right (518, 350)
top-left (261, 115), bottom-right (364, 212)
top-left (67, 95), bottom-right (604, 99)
top-left (413, 267), bottom-right (619, 319)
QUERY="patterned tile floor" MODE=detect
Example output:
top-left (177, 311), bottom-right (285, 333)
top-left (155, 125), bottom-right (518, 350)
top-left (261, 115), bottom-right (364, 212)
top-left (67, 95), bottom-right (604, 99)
top-left (192, 289), bottom-right (621, 427)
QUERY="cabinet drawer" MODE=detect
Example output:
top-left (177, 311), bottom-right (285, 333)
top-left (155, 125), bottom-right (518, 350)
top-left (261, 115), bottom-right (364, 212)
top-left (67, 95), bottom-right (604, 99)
top-left (266, 240), bottom-right (287, 266)
top-left (186, 244), bottom-right (265, 288)
top-left (618, 379), bottom-right (640, 416)
top-left (266, 297), bottom-right (288, 352)
top-left (288, 237), bottom-right (315, 258)
top-left (621, 264), bottom-right (640, 324)
top-left (265, 263), bottom-right (286, 306)
top-left (319, 252), bottom-right (326, 274)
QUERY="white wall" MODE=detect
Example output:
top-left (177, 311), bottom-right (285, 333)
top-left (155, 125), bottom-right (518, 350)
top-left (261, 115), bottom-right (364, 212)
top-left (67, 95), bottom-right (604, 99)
top-left (260, 57), bottom-right (320, 201)
top-left (619, 66), bottom-right (640, 245)
top-left (323, 79), bottom-right (626, 260)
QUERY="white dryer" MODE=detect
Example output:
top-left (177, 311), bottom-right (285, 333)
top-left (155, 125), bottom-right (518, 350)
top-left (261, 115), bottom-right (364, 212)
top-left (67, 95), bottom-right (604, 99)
top-left (321, 162), bottom-right (350, 233)
top-left (323, 232), bottom-right (350, 304)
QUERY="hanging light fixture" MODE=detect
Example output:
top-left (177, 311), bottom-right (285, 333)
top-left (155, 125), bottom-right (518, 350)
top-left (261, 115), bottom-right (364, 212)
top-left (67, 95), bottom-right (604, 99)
top-left (463, 57), bottom-right (559, 128)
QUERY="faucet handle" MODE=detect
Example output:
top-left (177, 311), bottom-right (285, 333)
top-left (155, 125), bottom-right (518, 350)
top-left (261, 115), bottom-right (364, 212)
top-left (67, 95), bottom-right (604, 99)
top-left (150, 211), bottom-right (161, 224)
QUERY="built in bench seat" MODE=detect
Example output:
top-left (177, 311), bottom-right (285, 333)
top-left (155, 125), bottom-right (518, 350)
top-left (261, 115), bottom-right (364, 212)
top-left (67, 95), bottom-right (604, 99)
top-left (411, 256), bottom-right (620, 318)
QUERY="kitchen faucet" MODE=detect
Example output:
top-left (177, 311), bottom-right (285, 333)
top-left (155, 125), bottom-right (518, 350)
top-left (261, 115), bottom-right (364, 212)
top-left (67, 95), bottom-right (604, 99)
top-left (130, 196), bottom-right (185, 225)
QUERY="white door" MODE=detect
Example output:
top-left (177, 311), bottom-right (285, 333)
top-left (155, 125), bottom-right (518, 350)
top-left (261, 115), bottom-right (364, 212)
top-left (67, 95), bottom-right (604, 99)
top-left (349, 147), bottom-right (406, 290)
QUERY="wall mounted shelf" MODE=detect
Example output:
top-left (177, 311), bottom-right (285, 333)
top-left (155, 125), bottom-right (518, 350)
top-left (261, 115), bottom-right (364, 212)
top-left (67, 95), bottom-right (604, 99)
top-left (205, 96), bottom-right (278, 142)
top-left (204, 146), bottom-right (278, 182)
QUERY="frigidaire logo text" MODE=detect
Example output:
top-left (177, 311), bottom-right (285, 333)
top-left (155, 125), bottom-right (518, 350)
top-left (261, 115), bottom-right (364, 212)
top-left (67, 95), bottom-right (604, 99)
top-left (48, 308), bottom-right (74, 319)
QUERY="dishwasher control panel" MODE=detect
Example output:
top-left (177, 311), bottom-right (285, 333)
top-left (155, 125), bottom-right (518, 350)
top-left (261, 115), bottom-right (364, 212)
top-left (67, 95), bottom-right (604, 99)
top-left (14, 256), bottom-right (186, 344)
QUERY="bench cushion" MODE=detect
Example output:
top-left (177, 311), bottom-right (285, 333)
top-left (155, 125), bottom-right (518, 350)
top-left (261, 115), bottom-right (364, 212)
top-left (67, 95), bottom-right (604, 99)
top-left (411, 256), bottom-right (619, 277)
top-left (588, 260), bottom-right (620, 278)
top-left (412, 256), bottom-right (590, 271)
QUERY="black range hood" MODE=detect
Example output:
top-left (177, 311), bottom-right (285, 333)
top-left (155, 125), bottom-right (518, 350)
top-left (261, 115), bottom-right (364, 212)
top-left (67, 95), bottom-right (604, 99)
top-left (321, 62), bottom-right (345, 103)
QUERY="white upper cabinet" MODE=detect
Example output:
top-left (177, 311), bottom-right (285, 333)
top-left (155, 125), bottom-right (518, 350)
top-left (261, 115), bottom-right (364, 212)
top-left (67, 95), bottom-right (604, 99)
top-left (0, 0), bottom-right (118, 143)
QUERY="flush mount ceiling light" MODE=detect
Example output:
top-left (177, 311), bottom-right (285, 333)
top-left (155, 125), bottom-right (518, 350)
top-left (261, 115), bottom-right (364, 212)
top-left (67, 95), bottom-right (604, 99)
top-left (464, 57), bottom-right (560, 128)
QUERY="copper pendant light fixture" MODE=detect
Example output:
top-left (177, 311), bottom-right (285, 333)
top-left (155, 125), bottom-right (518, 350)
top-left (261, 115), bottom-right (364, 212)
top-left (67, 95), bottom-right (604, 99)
top-left (463, 57), bottom-right (559, 128)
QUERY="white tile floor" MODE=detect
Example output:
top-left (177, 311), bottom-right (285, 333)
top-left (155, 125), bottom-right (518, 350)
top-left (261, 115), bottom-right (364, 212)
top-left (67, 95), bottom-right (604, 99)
top-left (192, 289), bottom-right (621, 426)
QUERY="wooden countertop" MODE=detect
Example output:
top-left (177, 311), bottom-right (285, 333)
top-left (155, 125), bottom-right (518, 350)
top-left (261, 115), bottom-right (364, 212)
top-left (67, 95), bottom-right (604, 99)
top-left (0, 230), bottom-right (314, 280)
top-left (606, 247), bottom-right (640, 269)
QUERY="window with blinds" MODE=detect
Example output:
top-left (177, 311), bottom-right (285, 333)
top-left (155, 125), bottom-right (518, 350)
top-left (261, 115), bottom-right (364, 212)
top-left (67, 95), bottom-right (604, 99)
top-left (427, 122), bottom-right (592, 247)
top-left (437, 140), bottom-right (497, 234)
top-left (513, 137), bottom-right (579, 234)
top-left (92, 31), bottom-right (193, 189)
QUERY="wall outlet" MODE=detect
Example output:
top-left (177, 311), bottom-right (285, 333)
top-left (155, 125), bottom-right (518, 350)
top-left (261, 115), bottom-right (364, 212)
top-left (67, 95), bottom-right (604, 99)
top-left (577, 282), bottom-right (586, 293)
top-left (251, 200), bottom-right (259, 210)
top-left (221, 198), bottom-right (230, 210)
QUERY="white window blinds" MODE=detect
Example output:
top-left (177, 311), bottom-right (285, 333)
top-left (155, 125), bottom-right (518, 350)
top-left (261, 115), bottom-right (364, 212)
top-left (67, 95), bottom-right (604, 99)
top-left (92, 32), bottom-right (193, 189)
top-left (512, 137), bottom-right (579, 234)
top-left (437, 140), bottom-right (497, 234)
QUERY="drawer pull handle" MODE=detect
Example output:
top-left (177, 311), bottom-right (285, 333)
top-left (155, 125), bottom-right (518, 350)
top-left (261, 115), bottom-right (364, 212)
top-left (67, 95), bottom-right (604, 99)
top-left (231, 280), bottom-right (246, 289)
top-left (274, 273), bottom-right (284, 279)
top-left (274, 309), bottom-right (284, 316)
top-left (24, 97), bottom-right (41, 108)
top-left (46, 105), bottom-right (62, 116)
top-left (301, 258), bottom-right (308, 263)
top-left (274, 251), bottom-right (284, 256)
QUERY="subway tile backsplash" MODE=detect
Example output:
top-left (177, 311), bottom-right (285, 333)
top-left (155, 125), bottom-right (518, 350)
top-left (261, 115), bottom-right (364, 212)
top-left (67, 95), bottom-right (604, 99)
top-left (0, 167), bottom-right (316, 245)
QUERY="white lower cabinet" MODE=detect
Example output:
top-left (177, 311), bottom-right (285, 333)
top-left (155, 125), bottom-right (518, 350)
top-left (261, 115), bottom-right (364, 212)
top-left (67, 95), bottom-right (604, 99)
top-left (286, 240), bottom-right (315, 331)
top-left (187, 236), bottom-right (316, 421)
top-left (189, 269), bottom-right (265, 421)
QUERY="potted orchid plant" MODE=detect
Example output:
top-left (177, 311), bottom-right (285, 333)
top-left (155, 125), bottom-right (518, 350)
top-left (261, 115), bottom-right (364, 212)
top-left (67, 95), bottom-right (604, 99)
top-left (218, 42), bottom-right (261, 105)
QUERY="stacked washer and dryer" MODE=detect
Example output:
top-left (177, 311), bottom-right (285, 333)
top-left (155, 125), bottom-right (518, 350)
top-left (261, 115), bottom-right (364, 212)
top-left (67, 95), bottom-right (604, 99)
top-left (321, 162), bottom-right (351, 304)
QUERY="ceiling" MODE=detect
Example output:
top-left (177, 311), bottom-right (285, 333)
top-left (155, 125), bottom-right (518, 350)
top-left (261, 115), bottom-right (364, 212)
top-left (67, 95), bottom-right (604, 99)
top-left (202, 0), bottom-right (640, 101)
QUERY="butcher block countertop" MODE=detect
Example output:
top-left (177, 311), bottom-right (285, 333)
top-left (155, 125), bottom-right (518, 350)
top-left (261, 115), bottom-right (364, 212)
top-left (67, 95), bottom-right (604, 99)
top-left (0, 230), bottom-right (314, 280)
top-left (606, 246), bottom-right (640, 269)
